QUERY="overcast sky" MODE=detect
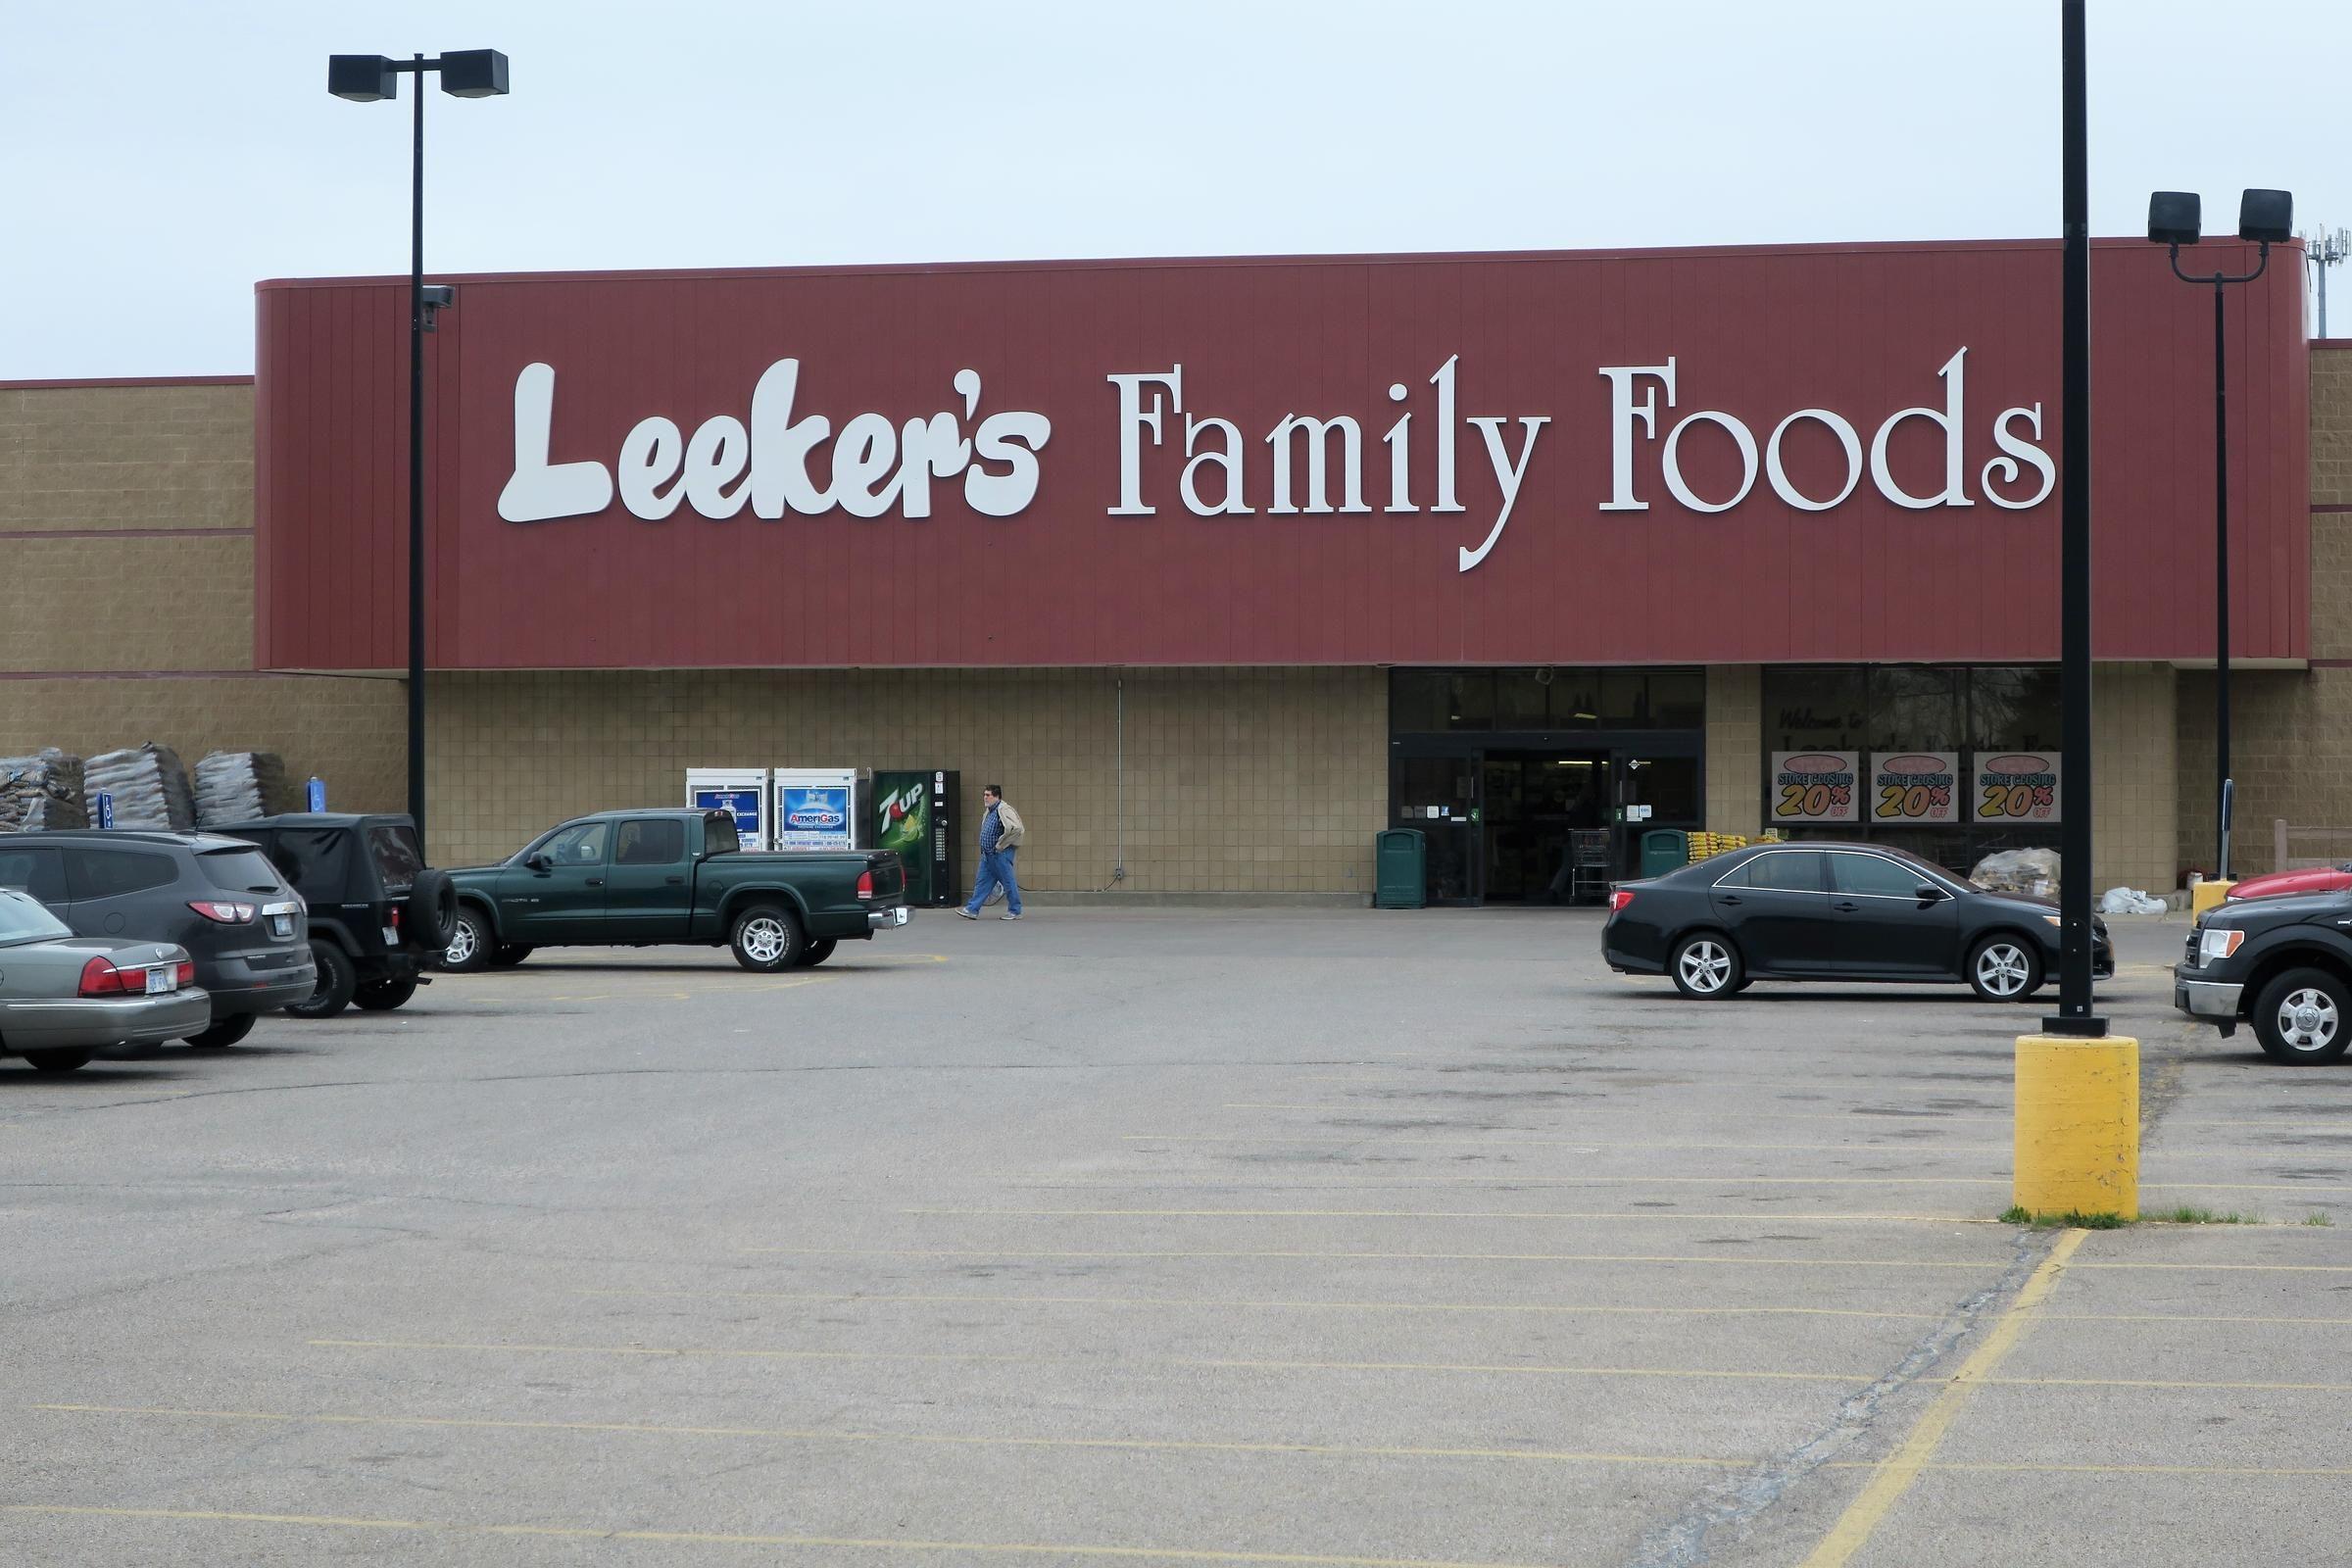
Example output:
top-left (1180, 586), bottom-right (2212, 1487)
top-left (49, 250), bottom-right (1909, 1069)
top-left (6, 1), bottom-right (2345, 378)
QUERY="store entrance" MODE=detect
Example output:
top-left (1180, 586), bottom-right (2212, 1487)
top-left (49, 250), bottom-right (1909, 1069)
top-left (1481, 752), bottom-right (1611, 903)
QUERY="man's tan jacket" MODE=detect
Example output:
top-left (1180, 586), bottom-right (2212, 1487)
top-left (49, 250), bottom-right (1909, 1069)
top-left (992, 800), bottom-right (1026, 851)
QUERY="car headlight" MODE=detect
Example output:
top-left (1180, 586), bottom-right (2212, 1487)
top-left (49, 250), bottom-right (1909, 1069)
top-left (2197, 927), bottom-right (2246, 964)
top-left (2042, 915), bottom-right (2062, 928)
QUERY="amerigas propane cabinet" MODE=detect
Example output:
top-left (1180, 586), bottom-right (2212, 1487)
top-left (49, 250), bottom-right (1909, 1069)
top-left (771, 768), bottom-right (868, 852)
top-left (687, 768), bottom-right (770, 852)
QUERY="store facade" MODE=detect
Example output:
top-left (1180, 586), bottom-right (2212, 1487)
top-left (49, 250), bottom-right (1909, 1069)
top-left (3, 237), bottom-right (2334, 903)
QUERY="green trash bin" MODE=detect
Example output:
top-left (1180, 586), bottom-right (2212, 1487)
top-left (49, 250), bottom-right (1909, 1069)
top-left (1639, 828), bottom-right (1689, 880)
top-left (1375, 828), bottom-right (1427, 908)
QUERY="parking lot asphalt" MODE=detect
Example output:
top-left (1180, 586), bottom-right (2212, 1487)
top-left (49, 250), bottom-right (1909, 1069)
top-left (3, 907), bottom-right (2347, 1567)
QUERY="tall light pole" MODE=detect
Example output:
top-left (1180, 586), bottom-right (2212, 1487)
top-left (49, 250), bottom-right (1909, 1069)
top-left (327, 50), bottom-right (511, 849)
top-left (2147, 186), bottom-right (2293, 883)
top-left (2044, 0), bottom-right (2101, 1036)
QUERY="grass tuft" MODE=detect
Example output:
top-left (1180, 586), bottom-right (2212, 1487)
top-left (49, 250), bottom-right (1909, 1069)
top-left (2305, 1211), bottom-right (2336, 1228)
top-left (2001, 1205), bottom-right (2129, 1230)
top-left (2150, 1206), bottom-right (2255, 1225)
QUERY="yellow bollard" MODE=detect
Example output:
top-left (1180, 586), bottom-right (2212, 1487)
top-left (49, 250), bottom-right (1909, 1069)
top-left (2013, 1036), bottom-right (2139, 1218)
top-left (2189, 879), bottom-right (2234, 917)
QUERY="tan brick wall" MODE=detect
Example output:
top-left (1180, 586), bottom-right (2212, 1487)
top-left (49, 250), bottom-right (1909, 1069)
top-left (2312, 348), bottom-right (2352, 508)
top-left (2089, 662), bottom-right (2177, 892)
top-left (2313, 512), bottom-right (2352, 661)
top-left (426, 667), bottom-right (1390, 894)
top-left (0, 535), bottom-right (254, 671)
top-left (2177, 667), bottom-right (2352, 878)
top-left (0, 676), bottom-right (408, 814)
top-left (1703, 665), bottom-right (1762, 834)
top-left (0, 383), bottom-right (254, 530)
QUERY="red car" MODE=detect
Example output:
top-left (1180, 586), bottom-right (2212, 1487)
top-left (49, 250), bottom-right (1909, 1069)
top-left (2225, 863), bottom-right (2352, 901)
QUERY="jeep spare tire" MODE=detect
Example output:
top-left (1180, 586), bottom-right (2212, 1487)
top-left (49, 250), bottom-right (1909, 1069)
top-left (405, 868), bottom-right (458, 950)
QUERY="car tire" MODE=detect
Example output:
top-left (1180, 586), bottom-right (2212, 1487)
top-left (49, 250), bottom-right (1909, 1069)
top-left (287, 940), bottom-right (357, 1019)
top-left (730, 904), bottom-right (806, 972)
top-left (801, 939), bottom-right (838, 968)
top-left (1968, 935), bottom-right (2042, 1003)
top-left (2252, 967), bottom-right (2352, 1064)
top-left (353, 978), bottom-right (418, 1012)
top-left (22, 1050), bottom-right (91, 1073)
top-left (405, 868), bottom-right (459, 950)
top-left (183, 1013), bottom-right (258, 1050)
top-left (441, 907), bottom-right (494, 973)
top-left (1669, 933), bottom-right (1743, 1000)
top-left (488, 945), bottom-right (533, 969)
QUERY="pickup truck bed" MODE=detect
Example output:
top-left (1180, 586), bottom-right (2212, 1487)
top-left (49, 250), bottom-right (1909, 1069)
top-left (444, 808), bottom-right (908, 973)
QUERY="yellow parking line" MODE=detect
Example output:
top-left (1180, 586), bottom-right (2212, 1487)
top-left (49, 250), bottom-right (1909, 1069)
top-left (1796, 1229), bottom-right (2087, 1568)
top-left (574, 1288), bottom-right (1941, 1321)
top-left (900, 1206), bottom-right (1998, 1224)
top-left (308, 1339), bottom-right (1881, 1384)
top-left (0, 1505), bottom-right (1563, 1568)
top-left (735, 1248), bottom-right (1998, 1269)
top-left (27, 1404), bottom-right (1753, 1471)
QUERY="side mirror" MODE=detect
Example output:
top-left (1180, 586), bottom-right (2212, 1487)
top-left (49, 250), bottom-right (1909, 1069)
top-left (1917, 884), bottom-right (1945, 902)
top-left (525, 853), bottom-right (551, 873)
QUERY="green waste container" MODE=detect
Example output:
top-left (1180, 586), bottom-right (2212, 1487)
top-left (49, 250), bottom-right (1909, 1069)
top-left (1639, 828), bottom-right (1689, 880)
top-left (1375, 828), bottom-right (1427, 908)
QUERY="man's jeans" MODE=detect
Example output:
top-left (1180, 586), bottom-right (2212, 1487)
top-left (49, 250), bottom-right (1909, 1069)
top-left (966, 848), bottom-right (1021, 915)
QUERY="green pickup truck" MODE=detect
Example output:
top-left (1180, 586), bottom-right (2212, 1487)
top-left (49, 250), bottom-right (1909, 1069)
top-left (441, 808), bottom-right (909, 973)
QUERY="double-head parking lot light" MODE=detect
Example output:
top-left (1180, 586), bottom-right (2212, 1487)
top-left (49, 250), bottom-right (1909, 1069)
top-left (326, 50), bottom-right (510, 851)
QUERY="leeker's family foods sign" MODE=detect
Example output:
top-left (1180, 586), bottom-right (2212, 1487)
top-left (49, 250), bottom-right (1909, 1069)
top-left (498, 347), bottom-right (2051, 575)
top-left (252, 244), bottom-right (2311, 671)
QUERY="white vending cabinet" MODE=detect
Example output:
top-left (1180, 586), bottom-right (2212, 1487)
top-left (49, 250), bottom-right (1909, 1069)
top-left (771, 768), bottom-right (869, 852)
top-left (686, 768), bottom-right (771, 852)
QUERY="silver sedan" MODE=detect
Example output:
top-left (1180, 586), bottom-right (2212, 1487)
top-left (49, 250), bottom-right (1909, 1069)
top-left (0, 888), bottom-right (211, 1074)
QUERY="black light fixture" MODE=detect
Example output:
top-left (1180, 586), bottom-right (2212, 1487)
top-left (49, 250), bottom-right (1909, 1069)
top-left (327, 49), bottom-right (511, 852)
top-left (2147, 182), bottom-right (2292, 885)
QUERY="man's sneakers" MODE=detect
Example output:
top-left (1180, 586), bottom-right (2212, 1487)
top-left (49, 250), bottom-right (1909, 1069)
top-left (956, 907), bottom-right (979, 920)
top-left (1001, 911), bottom-right (1022, 920)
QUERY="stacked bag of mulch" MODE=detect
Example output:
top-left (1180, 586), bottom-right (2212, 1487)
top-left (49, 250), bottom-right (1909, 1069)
top-left (0, 749), bottom-right (88, 833)
top-left (193, 750), bottom-right (297, 827)
top-left (84, 743), bottom-right (197, 831)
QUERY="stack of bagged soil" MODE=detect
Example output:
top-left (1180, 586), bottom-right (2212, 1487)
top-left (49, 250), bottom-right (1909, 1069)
top-left (84, 743), bottom-right (197, 831)
top-left (0, 749), bottom-right (88, 832)
top-left (194, 750), bottom-right (296, 826)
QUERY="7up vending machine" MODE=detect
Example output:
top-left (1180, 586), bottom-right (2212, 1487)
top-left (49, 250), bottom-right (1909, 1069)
top-left (771, 768), bottom-right (870, 853)
top-left (873, 770), bottom-right (960, 906)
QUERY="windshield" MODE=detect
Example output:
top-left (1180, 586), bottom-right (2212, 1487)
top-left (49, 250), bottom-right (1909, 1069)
top-left (0, 887), bottom-right (71, 945)
top-left (1874, 844), bottom-right (1982, 894)
top-left (368, 825), bottom-right (423, 892)
top-left (200, 846), bottom-right (289, 896)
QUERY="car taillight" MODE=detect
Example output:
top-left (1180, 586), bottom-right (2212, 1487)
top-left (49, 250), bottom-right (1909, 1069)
top-left (857, 870), bottom-right (875, 899)
top-left (176, 960), bottom-right (196, 987)
top-left (187, 901), bottom-right (258, 923)
top-left (390, 906), bottom-right (403, 931)
top-left (77, 956), bottom-right (128, 997)
top-left (1607, 889), bottom-right (1637, 913)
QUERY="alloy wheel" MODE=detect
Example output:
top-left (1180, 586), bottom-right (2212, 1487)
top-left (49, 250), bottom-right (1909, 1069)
top-left (445, 919), bottom-right (477, 967)
top-left (1679, 940), bottom-right (1732, 994)
top-left (1976, 943), bottom-right (2032, 998)
top-left (742, 918), bottom-right (789, 965)
top-left (2275, 987), bottom-right (2339, 1054)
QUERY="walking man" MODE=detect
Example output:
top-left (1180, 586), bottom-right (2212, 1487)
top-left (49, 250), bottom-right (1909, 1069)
top-left (958, 784), bottom-right (1025, 920)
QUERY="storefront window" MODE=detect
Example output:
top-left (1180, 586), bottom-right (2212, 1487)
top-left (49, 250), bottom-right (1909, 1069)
top-left (1393, 671), bottom-right (1495, 731)
top-left (1970, 666), bottom-right (2062, 751)
top-left (1648, 670), bottom-right (1705, 729)
top-left (1868, 666), bottom-right (1962, 751)
top-left (1495, 670), bottom-right (1551, 727)
top-left (1623, 756), bottom-right (1699, 824)
top-left (1766, 667), bottom-right (1865, 751)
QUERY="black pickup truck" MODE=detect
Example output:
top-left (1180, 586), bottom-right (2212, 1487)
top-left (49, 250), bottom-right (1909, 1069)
top-left (442, 808), bottom-right (908, 973)
top-left (2175, 889), bottom-right (2352, 1062)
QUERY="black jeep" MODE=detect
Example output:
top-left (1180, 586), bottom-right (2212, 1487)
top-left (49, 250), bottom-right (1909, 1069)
top-left (215, 813), bottom-right (457, 1017)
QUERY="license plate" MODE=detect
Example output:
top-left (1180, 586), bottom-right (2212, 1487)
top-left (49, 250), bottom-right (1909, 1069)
top-left (145, 967), bottom-right (176, 995)
top-left (893, 906), bottom-right (910, 927)
top-left (270, 914), bottom-right (294, 938)
top-left (382, 926), bottom-right (402, 947)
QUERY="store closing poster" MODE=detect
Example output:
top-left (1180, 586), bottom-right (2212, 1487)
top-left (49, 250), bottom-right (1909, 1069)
top-left (1972, 752), bottom-right (2062, 823)
top-left (1769, 752), bottom-right (1859, 824)
top-left (1870, 753), bottom-right (1961, 824)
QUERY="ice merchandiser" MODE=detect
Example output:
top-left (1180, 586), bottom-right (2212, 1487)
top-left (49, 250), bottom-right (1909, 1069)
top-left (771, 768), bottom-right (869, 852)
top-left (686, 768), bottom-right (769, 852)
top-left (873, 770), bottom-right (959, 906)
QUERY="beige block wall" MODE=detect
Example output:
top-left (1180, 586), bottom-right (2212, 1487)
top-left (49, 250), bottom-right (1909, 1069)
top-left (2, 381), bottom-right (406, 820)
top-left (2089, 662), bottom-right (2177, 892)
top-left (2312, 347), bottom-right (2352, 507)
top-left (2177, 667), bottom-right (2352, 877)
top-left (426, 667), bottom-right (1390, 895)
top-left (1703, 665), bottom-right (1761, 833)
top-left (0, 383), bottom-right (255, 530)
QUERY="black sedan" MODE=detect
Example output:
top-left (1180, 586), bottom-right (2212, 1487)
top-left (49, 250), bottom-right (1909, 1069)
top-left (1601, 842), bottom-right (2114, 1002)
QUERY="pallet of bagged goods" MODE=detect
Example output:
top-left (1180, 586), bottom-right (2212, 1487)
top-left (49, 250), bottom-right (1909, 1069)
top-left (0, 749), bottom-right (88, 832)
top-left (194, 750), bottom-right (297, 826)
top-left (84, 743), bottom-right (197, 831)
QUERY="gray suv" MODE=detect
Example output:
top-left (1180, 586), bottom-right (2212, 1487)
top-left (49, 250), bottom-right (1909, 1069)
top-left (0, 831), bottom-right (316, 1049)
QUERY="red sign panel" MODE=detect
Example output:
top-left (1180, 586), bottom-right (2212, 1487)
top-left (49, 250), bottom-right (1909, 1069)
top-left (254, 239), bottom-right (2310, 671)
